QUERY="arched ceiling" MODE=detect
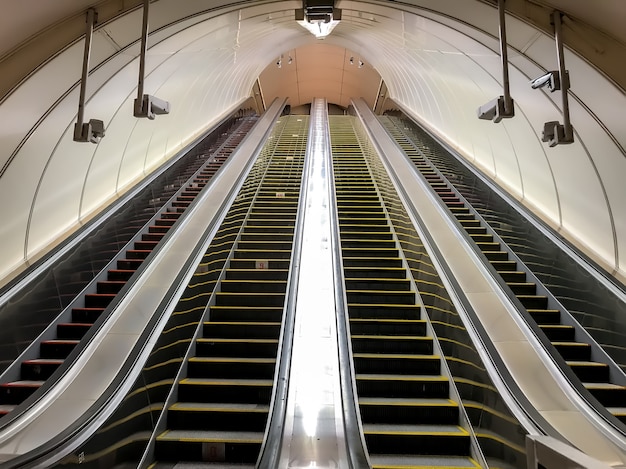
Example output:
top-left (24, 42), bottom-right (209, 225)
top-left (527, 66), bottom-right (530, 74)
top-left (0, 0), bottom-right (625, 287)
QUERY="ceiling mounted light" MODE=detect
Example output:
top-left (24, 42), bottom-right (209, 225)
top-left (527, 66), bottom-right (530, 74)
top-left (349, 56), bottom-right (354, 65)
top-left (277, 56), bottom-right (282, 68)
top-left (295, 1), bottom-right (341, 39)
top-left (358, 60), bottom-right (364, 68)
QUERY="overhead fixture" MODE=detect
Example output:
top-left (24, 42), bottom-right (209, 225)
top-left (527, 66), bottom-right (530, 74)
top-left (134, 0), bottom-right (170, 120)
top-left (358, 60), bottom-right (364, 69)
top-left (73, 9), bottom-right (105, 143)
top-left (349, 56), bottom-right (354, 65)
top-left (295, 1), bottom-right (341, 39)
top-left (277, 56), bottom-right (282, 68)
top-left (477, 0), bottom-right (514, 123)
top-left (288, 55), bottom-right (293, 65)
top-left (530, 71), bottom-right (562, 91)
top-left (532, 11), bottom-right (574, 147)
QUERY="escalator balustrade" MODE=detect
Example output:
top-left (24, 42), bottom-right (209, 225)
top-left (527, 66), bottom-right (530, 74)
top-left (381, 116), bottom-right (626, 426)
top-left (0, 118), bottom-right (257, 417)
top-left (331, 116), bottom-right (480, 469)
top-left (152, 116), bottom-right (308, 466)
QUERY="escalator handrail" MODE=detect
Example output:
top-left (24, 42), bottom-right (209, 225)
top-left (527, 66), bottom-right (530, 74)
top-left (0, 99), bottom-right (287, 469)
top-left (325, 112), bottom-right (372, 469)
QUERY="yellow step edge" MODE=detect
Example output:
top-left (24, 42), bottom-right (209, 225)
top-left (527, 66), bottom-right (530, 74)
top-left (157, 432), bottom-right (262, 444)
top-left (354, 353), bottom-right (440, 360)
top-left (169, 404), bottom-right (269, 413)
top-left (351, 335), bottom-right (430, 340)
top-left (188, 357), bottom-right (276, 364)
top-left (350, 318), bottom-right (426, 323)
top-left (359, 399), bottom-right (457, 407)
top-left (364, 426), bottom-right (468, 436)
top-left (196, 338), bottom-right (278, 344)
top-left (371, 458), bottom-right (481, 469)
top-left (179, 378), bottom-right (272, 386)
top-left (203, 321), bottom-right (281, 326)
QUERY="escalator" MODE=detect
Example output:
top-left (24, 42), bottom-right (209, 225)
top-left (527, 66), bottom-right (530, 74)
top-left (330, 115), bottom-right (479, 469)
top-left (152, 115), bottom-right (308, 466)
top-left (381, 116), bottom-right (626, 428)
top-left (0, 116), bottom-right (257, 417)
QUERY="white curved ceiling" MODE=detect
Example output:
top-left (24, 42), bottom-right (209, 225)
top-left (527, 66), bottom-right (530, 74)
top-left (0, 0), bottom-right (625, 286)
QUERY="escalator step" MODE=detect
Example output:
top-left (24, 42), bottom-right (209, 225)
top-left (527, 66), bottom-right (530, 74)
top-left (527, 309), bottom-right (561, 324)
top-left (134, 239), bottom-right (159, 250)
top-left (155, 430), bottom-right (263, 464)
top-left (354, 354), bottom-right (441, 375)
top-left (339, 232), bottom-right (394, 241)
top-left (196, 338), bottom-right (279, 357)
top-left (141, 232), bottom-right (165, 242)
top-left (498, 271), bottom-right (526, 283)
top-left (97, 280), bottom-right (126, 294)
top-left (342, 248), bottom-right (399, 258)
top-left (344, 267), bottom-right (407, 279)
top-left (203, 322), bottom-right (281, 339)
top-left (475, 242), bottom-right (501, 252)
top-left (540, 325), bottom-right (575, 341)
top-left (0, 381), bottom-right (44, 404)
top-left (228, 259), bottom-right (290, 270)
top-left (237, 241), bottom-right (293, 250)
top-left (552, 342), bottom-right (591, 361)
top-left (359, 398), bottom-right (459, 425)
top-left (517, 295), bottom-right (548, 309)
top-left (187, 357), bottom-right (275, 379)
top-left (349, 304), bottom-right (421, 320)
top-left (363, 424), bottom-right (470, 456)
top-left (107, 269), bottom-right (135, 281)
top-left (126, 249), bottom-right (152, 260)
top-left (177, 378), bottom-right (273, 405)
top-left (340, 224), bottom-right (390, 233)
top-left (567, 361), bottom-right (609, 382)
top-left (483, 251), bottom-right (509, 262)
top-left (233, 250), bottom-right (291, 260)
top-left (490, 260), bottom-right (517, 271)
top-left (220, 280), bottom-right (287, 294)
top-left (167, 402), bottom-right (269, 431)
top-left (225, 269), bottom-right (288, 281)
top-left (585, 383), bottom-right (626, 407)
top-left (369, 454), bottom-right (480, 469)
top-left (347, 290), bottom-right (415, 304)
top-left (341, 240), bottom-right (397, 250)
top-left (608, 409), bottom-right (626, 425)
top-left (350, 319), bottom-right (427, 336)
top-left (346, 279), bottom-right (412, 291)
top-left (343, 257), bottom-right (403, 268)
top-left (40, 339), bottom-right (79, 358)
top-left (507, 282), bottom-right (537, 295)
top-left (84, 293), bottom-right (116, 308)
top-left (117, 258), bottom-right (143, 270)
top-left (57, 322), bottom-right (93, 339)
top-left (208, 306), bottom-right (283, 322)
top-left (149, 225), bottom-right (170, 233)
top-left (352, 336), bottom-right (433, 355)
top-left (214, 293), bottom-right (285, 307)
top-left (21, 359), bottom-right (64, 380)
top-left (72, 307), bottom-right (104, 323)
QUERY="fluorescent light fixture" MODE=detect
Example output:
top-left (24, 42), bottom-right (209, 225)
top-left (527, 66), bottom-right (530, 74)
top-left (297, 18), bottom-right (340, 39)
top-left (295, 4), bottom-right (341, 39)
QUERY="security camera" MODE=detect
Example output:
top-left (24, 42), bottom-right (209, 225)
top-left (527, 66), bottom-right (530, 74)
top-left (73, 119), bottom-right (105, 144)
top-left (134, 94), bottom-right (171, 120)
top-left (477, 96), bottom-right (514, 123)
top-left (530, 71), bottom-right (560, 92)
top-left (541, 120), bottom-right (573, 147)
